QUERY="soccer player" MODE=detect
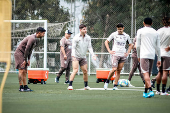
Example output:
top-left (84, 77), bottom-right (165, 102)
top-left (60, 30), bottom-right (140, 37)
top-left (14, 27), bottom-right (46, 92)
top-left (55, 30), bottom-right (72, 84)
top-left (128, 36), bottom-right (145, 87)
top-left (67, 24), bottom-right (96, 90)
top-left (104, 23), bottom-right (133, 90)
top-left (155, 17), bottom-right (170, 95)
top-left (136, 18), bottom-right (161, 98)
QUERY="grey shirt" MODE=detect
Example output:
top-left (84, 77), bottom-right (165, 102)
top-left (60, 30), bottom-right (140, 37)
top-left (72, 33), bottom-right (94, 58)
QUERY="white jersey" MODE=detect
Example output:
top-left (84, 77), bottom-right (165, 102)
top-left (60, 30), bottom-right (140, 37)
top-left (157, 27), bottom-right (170, 57)
top-left (71, 33), bottom-right (94, 58)
top-left (107, 31), bottom-right (132, 56)
top-left (136, 26), bottom-right (161, 61)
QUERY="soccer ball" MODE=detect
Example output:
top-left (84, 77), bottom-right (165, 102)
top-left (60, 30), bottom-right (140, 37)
top-left (118, 79), bottom-right (130, 87)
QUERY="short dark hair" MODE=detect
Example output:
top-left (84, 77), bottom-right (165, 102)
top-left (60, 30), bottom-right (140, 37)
top-left (116, 23), bottom-right (124, 28)
top-left (36, 27), bottom-right (46, 33)
top-left (162, 17), bottom-right (170, 26)
top-left (144, 18), bottom-right (152, 25)
top-left (79, 24), bottom-right (86, 29)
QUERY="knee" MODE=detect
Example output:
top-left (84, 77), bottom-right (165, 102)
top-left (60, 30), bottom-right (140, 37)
top-left (73, 68), bottom-right (78, 73)
top-left (110, 69), bottom-right (116, 73)
top-left (116, 68), bottom-right (122, 73)
top-left (19, 70), bottom-right (24, 75)
top-left (83, 69), bottom-right (88, 74)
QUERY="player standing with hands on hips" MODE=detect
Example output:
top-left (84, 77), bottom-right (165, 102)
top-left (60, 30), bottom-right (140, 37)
top-left (136, 18), bottom-right (161, 98)
top-left (67, 24), bottom-right (96, 90)
top-left (104, 23), bottom-right (133, 90)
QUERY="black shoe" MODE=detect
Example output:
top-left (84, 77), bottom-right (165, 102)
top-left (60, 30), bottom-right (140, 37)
top-left (166, 87), bottom-right (170, 92)
top-left (55, 77), bottom-right (59, 83)
top-left (151, 79), bottom-right (155, 88)
top-left (64, 80), bottom-right (69, 84)
top-left (24, 86), bottom-right (33, 92)
top-left (19, 85), bottom-right (24, 92)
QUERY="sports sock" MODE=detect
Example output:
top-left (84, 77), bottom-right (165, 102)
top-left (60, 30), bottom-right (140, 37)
top-left (162, 84), bottom-right (166, 93)
top-left (114, 84), bottom-right (118, 87)
top-left (148, 87), bottom-right (152, 91)
top-left (106, 79), bottom-right (109, 83)
top-left (20, 85), bottom-right (23, 88)
top-left (69, 81), bottom-right (73, 86)
top-left (84, 81), bottom-right (88, 87)
top-left (145, 88), bottom-right (148, 93)
top-left (157, 84), bottom-right (160, 92)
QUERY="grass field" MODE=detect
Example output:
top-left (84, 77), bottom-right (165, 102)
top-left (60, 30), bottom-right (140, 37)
top-left (1, 73), bottom-right (170, 113)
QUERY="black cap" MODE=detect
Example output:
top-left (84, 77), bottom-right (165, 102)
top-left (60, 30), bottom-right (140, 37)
top-left (36, 27), bottom-right (46, 32)
top-left (65, 30), bottom-right (72, 34)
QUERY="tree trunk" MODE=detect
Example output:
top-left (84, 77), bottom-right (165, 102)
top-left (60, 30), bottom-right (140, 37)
top-left (99, 14), bottom-right (109, 68)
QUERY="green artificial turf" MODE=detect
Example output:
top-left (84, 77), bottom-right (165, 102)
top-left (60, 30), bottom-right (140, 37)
top-left (0, 73), bottom-right (170, 113)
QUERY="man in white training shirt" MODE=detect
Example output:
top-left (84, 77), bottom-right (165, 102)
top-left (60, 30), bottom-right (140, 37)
top-left (67, 24), bottom-right (96, 90)
top-left (136, 17), bottom-right (161, 98)
top-left (155, 17), bottom-right (170, 95)
top-left (104, 23), bottom-right (133, 90)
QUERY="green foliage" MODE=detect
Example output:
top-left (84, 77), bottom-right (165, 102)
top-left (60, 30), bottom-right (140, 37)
top-left (12, 0), bottom-right (70, 23)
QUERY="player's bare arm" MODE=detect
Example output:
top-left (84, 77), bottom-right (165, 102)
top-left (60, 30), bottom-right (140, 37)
top-left (105, 40), bottom-right (115, 54)
top-left (60, 46), bottom-right (67, 60)
top-left (165, 46), bottom-right (170, 52)
top-left (124, 43), bottom-right (133, 57)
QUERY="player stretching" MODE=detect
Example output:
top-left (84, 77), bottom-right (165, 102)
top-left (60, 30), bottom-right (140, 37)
top-left (14, 27), bottom-right (46, 92)
top-left (155, 17), bottom-right (170, 95)
top-left (104, 23), bottom-right (133, 90)
top-left (136, 18), bottom-right (161, 98)
top-left (67, 24), bottom-right (96, 90)
top-left (55, 30), bottom-right (72, 84)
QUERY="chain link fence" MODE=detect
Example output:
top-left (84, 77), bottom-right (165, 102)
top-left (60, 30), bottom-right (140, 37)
top-left (1, 0), bottom-right (169, 75)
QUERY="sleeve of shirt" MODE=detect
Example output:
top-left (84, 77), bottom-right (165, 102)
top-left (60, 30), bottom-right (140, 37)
top-left (24, 37), bottom-right (35, 62)
top-left (136, 30), bottom-right (141, 58)
top-left (88, 38), bottom-right (95, 56)
top-left (71, 37), bottom-right (76, 57)
top-left (60, 38), bottom-right (65, 47)
top-left (156, 34), bottom-right (161, 61)
top-left (107, 33), bottom-right (114, 42)
top-left (127, 35), bottom-right (132, 44)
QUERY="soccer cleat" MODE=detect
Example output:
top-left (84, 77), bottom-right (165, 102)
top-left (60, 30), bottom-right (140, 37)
top-left (148, 91), bottom-right (154, 97)
top-left (67, 86), bottom-right (73, 90)
top-left (104, 82), bottom-right (108, 90)
top-left (160, 92), bottom-right (169, 95)
top-left (55, 77), bottom-right (59, 83)
top-left (129, 83), bottom-right (135, 87)
top-left (84, 86), bottom-right (90, 90)
top-left (143, 92), bottom-right (150, 98)
top-left (155, 91), bottom-right (160, 95)
top-left (19, 86), bottom-right (24, 92)
top-left (24, 86), bottom-right (33, 92)
top-left (64, 80), bottom-right (69, 84)
top-left (113, 86), bottom-right (118, 90)
top-left (166, 87), bottom-right (170, 92)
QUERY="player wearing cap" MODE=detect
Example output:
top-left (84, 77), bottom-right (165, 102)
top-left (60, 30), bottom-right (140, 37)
top-left (67, 24), bottom-right (96, 90)
top-left (55, 30), bottom-right (72, 84)
top-left (155, 17), bottom-right (170, 95)
top-left (104, 23), bottom-right (133, 90)
top-left (14, 27), bottom-right (46, 92)
top-left (136, 18), bottom-right (161, 98)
